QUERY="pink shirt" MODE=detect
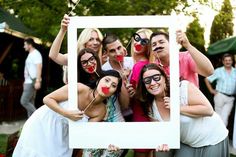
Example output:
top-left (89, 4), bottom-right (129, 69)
top-left (157, 51), bottom-right (198, 87)
top-left (130, 60), bottom-right (150, 122)
top-left (130, 60), bottom-right (149, 88)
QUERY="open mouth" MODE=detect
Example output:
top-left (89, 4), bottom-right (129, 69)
top-left (148, 84), bottom-right (160, 92)
top-left (101, 87), bottom-right (110, 95)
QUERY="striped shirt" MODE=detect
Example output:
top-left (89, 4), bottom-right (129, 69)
top-left (207, 66), bottom-right (236, 95)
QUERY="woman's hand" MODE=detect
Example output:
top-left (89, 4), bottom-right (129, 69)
top-left (108, 144), bottom-right (120, 152)
top-left (163, 97), bottom-right (170, 109)
top-left (61, 14), bottom-right (70, 32)
top-left (125, 83), bottom-right (135, 98)
top-left (156, 144), bottom-right (169, 152)
top-left (64, 110), bottom-right (84, 121)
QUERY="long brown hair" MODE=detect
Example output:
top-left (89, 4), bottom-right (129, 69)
top-left (136, 63), bottom-right (170, 116)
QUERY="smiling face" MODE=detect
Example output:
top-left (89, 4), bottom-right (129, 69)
top-left (96, 76), bottom-right (119, 97)
top-left (151, 34), bottom-right (169, 60)
top-left (85, 31), bottom-right (101, 53)
top-left (222, 56), bottom-right (233, 68)
top-left (143, 69), bottom-right (166, 96)
top-left (80, 52), bottom-right (97, 74)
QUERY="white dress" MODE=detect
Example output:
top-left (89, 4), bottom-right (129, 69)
top-left (13, 101), bottom-right (89, 157)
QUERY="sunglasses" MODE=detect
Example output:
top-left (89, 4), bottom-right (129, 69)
top-left (133, 33), bottom-right (149, 46)
top-left (81, 56), bottom-right (96, 66)
top-left (143, 74), bottom-right (162, 84)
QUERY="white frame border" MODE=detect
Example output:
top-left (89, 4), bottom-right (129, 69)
top-left (68, 15), bottom-right (180, 149)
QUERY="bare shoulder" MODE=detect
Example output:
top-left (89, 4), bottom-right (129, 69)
top-left (77, 83), bottom-right (90, 92)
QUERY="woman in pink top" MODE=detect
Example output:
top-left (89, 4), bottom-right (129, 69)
top-left (128, 28), bottom-right (154, 157)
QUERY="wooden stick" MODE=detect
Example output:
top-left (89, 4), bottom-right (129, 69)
top-left (83, 95), bottom-right (97, 112)
top-left (118, 61), bottom-right (129, 83)
top-left (68, 0), bottom-right (81, 16)
top-left (95, 71), bottom-right (100, 77)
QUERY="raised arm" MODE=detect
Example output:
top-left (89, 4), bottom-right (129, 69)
top-left (180, 82), bottom-right (214, 117)
top-left (176, 30), bottom-right (214, 77)
top-left (48, 14), bottom-right (69, 65)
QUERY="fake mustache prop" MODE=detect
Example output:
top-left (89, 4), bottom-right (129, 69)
top-left (153, 47), bottom-right (164, 52)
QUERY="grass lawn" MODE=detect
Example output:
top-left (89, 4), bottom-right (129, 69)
top-left (0, 134), bottom-right (8, 153)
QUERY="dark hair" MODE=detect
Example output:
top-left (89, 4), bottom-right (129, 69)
top-left (94, 70), bottom-right (122, 105)
top-left (100, 70), bottom-right (122, 96)
top-left (222, 53), bottom-right (233, 61)
top-left (136, 63), bottom-right (170, 116)
top-left (24, 38), bottom-right (36, 47)
top-left (150, 31), bottom-right (169, 43)
top-left (77, 48), bottom-right (102, 88)
top-left (102, 34), bottom-right (119, 50)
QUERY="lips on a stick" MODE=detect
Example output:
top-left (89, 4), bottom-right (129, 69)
top-left (102, 87), bottom-right (110, 95)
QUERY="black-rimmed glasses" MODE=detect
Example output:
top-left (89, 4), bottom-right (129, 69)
top-left (81, 56), bottom-right (96, 66)
top-left (143, 74), bottom-right (162, 84)
top-left (133, 33), bottom-right (150, 46)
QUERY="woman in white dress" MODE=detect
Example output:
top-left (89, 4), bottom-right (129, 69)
top-left (13, 70), bottom-right (122, 157)
top-left (135, 63), bottom-right (229, 157)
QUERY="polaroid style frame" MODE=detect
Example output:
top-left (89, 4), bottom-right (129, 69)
top-left (68, 15), bottom-right (180, 149)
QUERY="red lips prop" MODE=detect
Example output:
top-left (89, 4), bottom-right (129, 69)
top-left (116, 55), bottom-right (124, 62)
top-left (134, 44), bottom-right (142, 51)
top-left (87, 66), bottom-right (95, 73)
top-left (102, 87), bottom-right (110, 95)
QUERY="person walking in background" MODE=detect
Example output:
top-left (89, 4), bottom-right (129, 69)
top-left (20, 38), bottom-right (42, 117)
top-left (205, 53), bottom-right (236, 126)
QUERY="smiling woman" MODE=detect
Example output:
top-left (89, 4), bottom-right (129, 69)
top-left (12, 70), bottom-right (122, 157)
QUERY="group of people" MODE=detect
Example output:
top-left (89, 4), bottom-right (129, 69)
top-left (14, 14), bottom-right (232, 157)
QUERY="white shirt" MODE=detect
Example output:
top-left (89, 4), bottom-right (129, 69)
top-left (24, 49), bottom-right (42, 84)
top-left (151, 80), bottom-right (228, 147)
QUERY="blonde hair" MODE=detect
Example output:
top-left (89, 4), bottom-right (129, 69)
top-left (130, 28), bottom-right (153, 63)
top-left (77, 28), bottom-right (103, 62)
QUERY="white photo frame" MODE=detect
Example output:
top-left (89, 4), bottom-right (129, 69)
top-left (68, 15), bottom-right (180, 149)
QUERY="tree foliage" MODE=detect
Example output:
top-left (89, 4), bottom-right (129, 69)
top-left (0, 0), bottom-right (212, 46)
top-left (210, 0), bottom-right (234, 44)
top-left (186, 15), bottom-right (205, 53)
top-left (0, 0), bottom-right (188, 42)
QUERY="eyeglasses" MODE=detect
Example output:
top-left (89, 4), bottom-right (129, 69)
top-left (143, 74), bottom-right (162, 84)
top-left (81, 56), bottom-right (96, 66)
top-left (133, 33), bottom-right (149, 46)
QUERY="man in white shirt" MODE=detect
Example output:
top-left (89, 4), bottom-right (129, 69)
top-left (20, 38), bottom-right (42, 117)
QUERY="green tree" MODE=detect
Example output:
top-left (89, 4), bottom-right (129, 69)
top-left (210, 0), bottom-right (234, 44)
top-left (0, 0), bottom-right (211, 44)
top-left (0, 0), bottom-right (188, 42)
top-left (186, 15), bottom-right (205, 53)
